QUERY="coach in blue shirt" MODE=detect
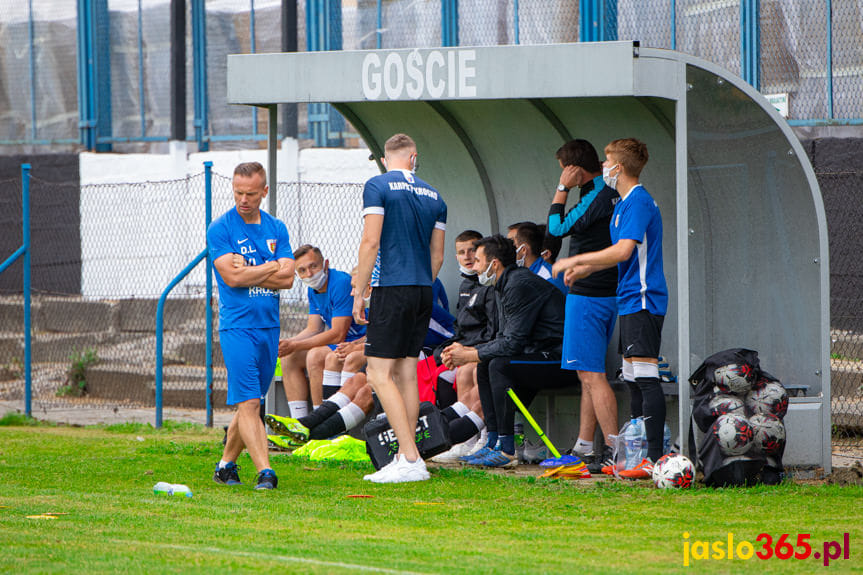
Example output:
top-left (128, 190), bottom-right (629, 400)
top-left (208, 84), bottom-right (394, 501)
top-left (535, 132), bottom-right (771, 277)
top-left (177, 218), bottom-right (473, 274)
top-left (208, 162), bottom-right (295, 490)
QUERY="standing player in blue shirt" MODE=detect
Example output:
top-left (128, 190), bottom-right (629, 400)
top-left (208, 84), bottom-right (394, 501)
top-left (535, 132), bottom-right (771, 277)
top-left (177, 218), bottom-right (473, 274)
top-left (553, 138), bottom-right (669, 480)
top-left (276, 244), bottom-right (366, 416)
top-left (353, 133), bottom-right (447, 484)
top-left (208, 162), bottom-right (295, 490)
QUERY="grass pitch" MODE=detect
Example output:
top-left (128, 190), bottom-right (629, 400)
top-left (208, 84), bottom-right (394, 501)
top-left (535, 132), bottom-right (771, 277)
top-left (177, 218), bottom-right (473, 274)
top-left (0, 418), bottom-right (860, 574)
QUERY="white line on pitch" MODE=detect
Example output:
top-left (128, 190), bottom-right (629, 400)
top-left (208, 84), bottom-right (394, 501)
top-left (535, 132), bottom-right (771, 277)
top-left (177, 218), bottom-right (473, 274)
top-left (109, 539), bottom-right (430, 574)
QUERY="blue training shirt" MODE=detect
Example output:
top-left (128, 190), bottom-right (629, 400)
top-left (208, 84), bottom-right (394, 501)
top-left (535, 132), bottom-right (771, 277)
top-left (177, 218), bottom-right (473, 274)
top-left (208, 208), bottom-right (294, 330)
top-left (610, 184), bottom-right (668, 316)
top-left (529, 257), bottom-right (568, 294)
top-left (307, 268), bottom-right (366, 342)
top-left (362, 169), bottom-right (447, 287)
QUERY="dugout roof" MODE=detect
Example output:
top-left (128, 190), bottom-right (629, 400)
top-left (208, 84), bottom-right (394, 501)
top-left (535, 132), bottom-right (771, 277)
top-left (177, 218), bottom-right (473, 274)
top-left (227, 42), bottom-right (830, 469)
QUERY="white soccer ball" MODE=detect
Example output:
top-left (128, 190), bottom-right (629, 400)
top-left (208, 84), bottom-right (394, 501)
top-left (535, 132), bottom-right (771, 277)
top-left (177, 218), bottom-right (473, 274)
top-left (711, 413), bottom-right (755, 456)
top-left (714, 363), bottom-right (756, 396)
top-left (745, 378), bottom-right (789, 419)
top-left (708, 394), bottom-right (746, 417)
top-left (652, 454), bottom-right (695, 489)
top-left (750, 413), bottom-right (786, 456)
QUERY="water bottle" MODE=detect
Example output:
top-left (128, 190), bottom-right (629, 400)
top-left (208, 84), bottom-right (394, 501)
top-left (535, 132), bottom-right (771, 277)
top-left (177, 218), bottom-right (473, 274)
top-left (663, 423), bottom-right (672, 455)
top-left (153, 482), bottom-right (193, 498)
top-left (623, 418), bottom-right (643, 469)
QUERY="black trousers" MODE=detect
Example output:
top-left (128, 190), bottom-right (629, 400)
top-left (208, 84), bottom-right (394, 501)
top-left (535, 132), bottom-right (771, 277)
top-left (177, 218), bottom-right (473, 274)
top-left (476, 352), bottom-right (577, 436)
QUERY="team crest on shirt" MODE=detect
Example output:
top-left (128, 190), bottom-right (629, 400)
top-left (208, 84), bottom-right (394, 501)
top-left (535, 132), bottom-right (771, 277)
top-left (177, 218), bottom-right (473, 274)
top-left (267, 239), bottom-right (277, 253)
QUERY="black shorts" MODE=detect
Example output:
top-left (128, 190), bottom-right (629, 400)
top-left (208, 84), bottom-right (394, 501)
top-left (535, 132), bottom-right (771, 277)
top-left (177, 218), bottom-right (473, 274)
top-left (365, 285), bottom-right (432, 359)
top-left (618, 310), bottom-right (664, 359)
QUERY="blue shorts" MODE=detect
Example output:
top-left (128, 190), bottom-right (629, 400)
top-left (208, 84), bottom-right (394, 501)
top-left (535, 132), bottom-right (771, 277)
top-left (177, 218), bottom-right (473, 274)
top-left (561, 294), bottom-right (618, 373)
top-left (220, 327), bottom-right (279, 405)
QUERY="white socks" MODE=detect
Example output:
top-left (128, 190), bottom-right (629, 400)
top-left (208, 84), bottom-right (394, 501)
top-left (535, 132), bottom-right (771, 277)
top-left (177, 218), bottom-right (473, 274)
top-left (450, 401), bottom-right (470, 418)
top-left (340, 371), bottom-right (356, 386)
top-left (465, 411), bottom-right (485, 431)
top-left (574, 438), bottom-right (594, 455)
top-left (337, 403), bottom-right (367, 431)
top-left (288, 401), bottom-right (309, 418)
top-left (328, 392), bottom-right (351, 409)
top-left (323, 370), bottom-right (342, 400)
top-left (622, 360), bottom-right (634, 382)
top-left (633, 361), bottom-right (660, 380)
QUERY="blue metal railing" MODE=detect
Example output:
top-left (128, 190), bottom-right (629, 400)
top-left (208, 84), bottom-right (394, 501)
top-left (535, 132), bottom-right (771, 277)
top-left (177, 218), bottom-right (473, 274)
top-left (154, 163), bottom-right (214, 428)
top-left (0, 165), bottom-right (31, 417)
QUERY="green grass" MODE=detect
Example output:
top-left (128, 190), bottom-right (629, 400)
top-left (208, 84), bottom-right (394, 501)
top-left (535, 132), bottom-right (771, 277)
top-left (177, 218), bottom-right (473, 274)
top-left (0, 424), bottom-right (860, 574)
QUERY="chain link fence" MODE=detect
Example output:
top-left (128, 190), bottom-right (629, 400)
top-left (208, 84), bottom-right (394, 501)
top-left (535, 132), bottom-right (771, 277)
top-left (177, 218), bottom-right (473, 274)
top-left (0, 171), bottom-right (364, 420)
top-left (818, 169), bottom-right (863, 447)
top-left (4, 1), bottom-right (863, 151)
top-left (0, 166), bottom-right (861, 458)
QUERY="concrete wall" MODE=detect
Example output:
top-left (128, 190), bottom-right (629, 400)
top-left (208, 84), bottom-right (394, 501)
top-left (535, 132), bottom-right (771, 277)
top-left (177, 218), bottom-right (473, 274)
top-left (0, 154), bottom-right (81, 295)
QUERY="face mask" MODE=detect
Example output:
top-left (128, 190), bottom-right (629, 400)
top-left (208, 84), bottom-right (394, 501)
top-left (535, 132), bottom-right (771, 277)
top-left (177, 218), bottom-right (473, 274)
top-left (603, 164), bottom-right (619, 190)
top-left (363, 294), bottom-right (371, 309)
top-left (300, 266), bottom-right (328, 291)
top-left (459, 264), bottom-right (476, 276)
top-left (477, 261), bottom-right (497, 286)
top-left (515, 244), bottom-right (526, 268)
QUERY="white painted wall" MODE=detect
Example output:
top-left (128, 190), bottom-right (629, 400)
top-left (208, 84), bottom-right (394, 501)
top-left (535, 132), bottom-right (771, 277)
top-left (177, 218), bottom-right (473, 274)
top-left (79, 140), bottom-right (379, 299)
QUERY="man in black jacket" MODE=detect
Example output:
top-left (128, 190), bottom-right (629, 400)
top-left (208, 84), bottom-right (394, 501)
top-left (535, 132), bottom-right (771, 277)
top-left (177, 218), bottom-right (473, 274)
top-left (547, 139), bottom-right (620, 472)
top-left (442, 234), bottom-right (573, 467)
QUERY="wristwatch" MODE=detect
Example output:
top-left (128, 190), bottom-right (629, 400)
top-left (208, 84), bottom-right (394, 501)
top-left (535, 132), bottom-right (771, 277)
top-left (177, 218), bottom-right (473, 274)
top-left (557, 184), bottom-right (570, 192)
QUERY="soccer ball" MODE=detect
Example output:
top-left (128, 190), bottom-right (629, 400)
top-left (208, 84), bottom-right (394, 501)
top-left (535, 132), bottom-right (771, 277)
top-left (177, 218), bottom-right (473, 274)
top-left (711, 413), bottom-right (754, 456)
top-left (652, 454), bottom-right (695, 489)
top-left (745, 379), bottom-right (789, 419)
top-left (750, 413), bottom-right (786, 456)
top-left (714, 363), bottom-right (756, 396)
top-left (708, 394), bottom-right (746, 417)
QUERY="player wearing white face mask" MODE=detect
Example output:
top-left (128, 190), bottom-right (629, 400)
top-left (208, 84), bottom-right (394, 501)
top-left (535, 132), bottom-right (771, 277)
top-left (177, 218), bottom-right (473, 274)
top-left (277, 245), bottom-right (366, 418)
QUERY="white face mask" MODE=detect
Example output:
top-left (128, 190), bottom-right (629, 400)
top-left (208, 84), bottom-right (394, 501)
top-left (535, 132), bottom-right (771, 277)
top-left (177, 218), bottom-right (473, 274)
top-left (459, 264), bottom-right (477, 276)
top-left (477, 261), bottom-right (497, 286)
top-left (515, 244), bottom-right (527, 267)
top-left (603, 164), bottom-right (619, 190)
top-left (363, 294), bottom-right (371, 309)
top-left (300, 266), bottom-right (328, 291)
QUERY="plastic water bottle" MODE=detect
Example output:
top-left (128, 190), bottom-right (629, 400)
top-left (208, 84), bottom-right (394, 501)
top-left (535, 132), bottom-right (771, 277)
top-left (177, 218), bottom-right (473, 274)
top-left (624, 418), bottom-right (644, 469)
top-left (663, 423), bottom-right (672, 455)
top-left (153, 482), bottom-right (193, 498)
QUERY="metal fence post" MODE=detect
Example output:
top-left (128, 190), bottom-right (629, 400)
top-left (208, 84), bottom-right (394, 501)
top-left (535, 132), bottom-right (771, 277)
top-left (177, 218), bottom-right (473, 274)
top-left (28, 0), bottom-right (37, 141)
top-left (204, 162), bottom-right (214, 426)
top-left (193, 0), bottom-right (209, 151)
top-left (22, 164), bottom-right (32, 417)
top-left (740, 0), bottom-right (760, 90)
top-left (442, 0), bottom-right (458, 47)
top-left (826, 0), bottom-right (833, 120)
top-left (513, 0), bottom-right (519, 45)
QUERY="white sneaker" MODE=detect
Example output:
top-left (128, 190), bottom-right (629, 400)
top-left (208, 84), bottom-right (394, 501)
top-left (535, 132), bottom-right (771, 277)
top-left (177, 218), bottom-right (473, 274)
top-left (363, 458), bottom-right (398, 481)
top-left (365, 454), bottom-right (430, 484)
top-left (464, 428), bottom-right (488, 457)
top-left (431, 435), bottom-right (478, 463)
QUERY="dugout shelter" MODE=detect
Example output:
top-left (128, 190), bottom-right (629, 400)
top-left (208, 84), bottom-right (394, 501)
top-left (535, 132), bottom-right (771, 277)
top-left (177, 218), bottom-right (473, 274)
top-left (227, 42), bottom-right (831, 471)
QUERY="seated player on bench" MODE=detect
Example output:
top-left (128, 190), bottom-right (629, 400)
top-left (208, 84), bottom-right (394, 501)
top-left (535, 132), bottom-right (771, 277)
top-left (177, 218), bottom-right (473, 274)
top-left (442, 234), bottom-right (574, 468)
